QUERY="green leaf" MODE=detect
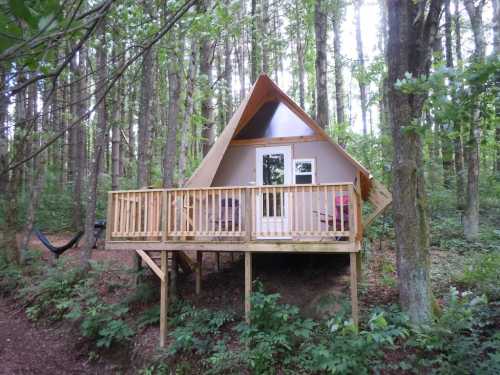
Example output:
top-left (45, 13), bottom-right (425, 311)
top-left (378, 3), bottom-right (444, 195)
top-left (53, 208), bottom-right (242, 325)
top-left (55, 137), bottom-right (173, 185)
top-left (8, 0), bottom-right (37, 28)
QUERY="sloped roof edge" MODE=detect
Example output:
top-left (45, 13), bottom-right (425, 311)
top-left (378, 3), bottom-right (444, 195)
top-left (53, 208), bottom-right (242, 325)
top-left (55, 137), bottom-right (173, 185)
top-left (185, 73), bottom-right (372, 188)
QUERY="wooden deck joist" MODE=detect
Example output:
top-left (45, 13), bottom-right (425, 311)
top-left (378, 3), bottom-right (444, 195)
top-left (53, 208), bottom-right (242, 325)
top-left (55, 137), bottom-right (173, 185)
top-left (106, 240), bottom-right (360, 253)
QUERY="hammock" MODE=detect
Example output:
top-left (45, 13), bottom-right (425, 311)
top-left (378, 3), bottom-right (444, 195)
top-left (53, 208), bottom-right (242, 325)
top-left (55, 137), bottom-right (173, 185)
top-left (34, 229), bottom-right (84, 258)
top-left (34, 220), bottom-right (107, 258)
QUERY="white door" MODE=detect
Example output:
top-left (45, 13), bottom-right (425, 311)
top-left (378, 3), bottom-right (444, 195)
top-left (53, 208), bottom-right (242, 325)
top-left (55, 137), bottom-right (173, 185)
top-left (255, 146), bottom-right (292, 238)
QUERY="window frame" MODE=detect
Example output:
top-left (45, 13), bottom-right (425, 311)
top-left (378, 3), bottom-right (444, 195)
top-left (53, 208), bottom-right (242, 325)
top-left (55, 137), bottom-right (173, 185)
top-left (293, 158), bottom-right (316, 185)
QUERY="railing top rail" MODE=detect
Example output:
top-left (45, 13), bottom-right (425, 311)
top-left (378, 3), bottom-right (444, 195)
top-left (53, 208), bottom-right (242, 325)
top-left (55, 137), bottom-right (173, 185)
top-left (108, 182), bottom-right (355, 194)
top-left (108, 188), bottom-right (167, 193)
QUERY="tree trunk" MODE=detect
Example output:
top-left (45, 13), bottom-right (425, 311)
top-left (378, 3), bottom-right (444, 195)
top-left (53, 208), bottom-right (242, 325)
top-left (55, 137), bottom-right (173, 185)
top-left (294, 1), bottom-right (305, 108)
top-left (387, 0), bottom-right (443, 324)
top-left (314, 0), bottom-right (329, 129)
top-left (19, 82), bottom-right (46, 265)
top-left (333, 9), bottom-right (345, 127)
top-left (452, 0), bottom-right (465, 210)
top-left (224, 25), bottom-right (233, 122)
top-left (0, 67), bottom-right (8, 194)
top-left (199, 0), bottom-right (215, 157)
top-left (80, 21), bottom-right (108, 269)
top-left (163, 31), bottom-right (184, 188)
top-left (440, 0), bottom-right (454, 189)
top-left (354, 0), bottom-right (368, 135)
top-left (69, 52), bottom-right (85, 230)
top-left (137, 2), bottom-right (154, 189)
top-left (111, 45), bottom-right (121, 191)
top-left (261, 0), bottom-right (270, 73)
top-left (179, 39), bottom-right (198, 184)
top-left (3, 73), bottom-right (27, 264)
top-left (463, 0), bottom-right (485, 240)
top-left (250, 0), bottom-right (259, 83)
top-left (493, 0), bottom-right (500, 175)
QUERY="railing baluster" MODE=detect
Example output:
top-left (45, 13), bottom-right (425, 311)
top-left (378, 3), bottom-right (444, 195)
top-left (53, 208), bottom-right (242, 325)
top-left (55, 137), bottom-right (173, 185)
top-left (238, 188), bottom-right (242, 234)
top-left (340, 187), bottom-right (344, 233)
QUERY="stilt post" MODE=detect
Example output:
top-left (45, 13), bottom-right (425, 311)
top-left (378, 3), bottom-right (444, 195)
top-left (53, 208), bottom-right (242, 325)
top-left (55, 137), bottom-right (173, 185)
top-left (350, 252), bottom-right (359, 328)
top-left (196, 251), bottom-right (203, 295)
top-left (160, 251), bottom-right (169, 347)
top-left (245, 251), bottom-right (252, 323)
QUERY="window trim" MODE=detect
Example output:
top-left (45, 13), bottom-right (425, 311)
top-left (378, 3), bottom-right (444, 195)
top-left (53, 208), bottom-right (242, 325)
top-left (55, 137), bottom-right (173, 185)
top-left (293, 158), bottom-right (316, 184)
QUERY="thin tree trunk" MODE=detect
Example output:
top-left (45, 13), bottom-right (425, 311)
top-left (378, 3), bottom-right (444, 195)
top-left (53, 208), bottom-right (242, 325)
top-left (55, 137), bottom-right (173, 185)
top-left (261, 0), bottom-right (270, 73)
top-left (19, 82), bottom-right (46, 265)
top-left (463, 0), bottom-right (485, 240)
top-left (295, 1), bottom-right (305, 108)
top-left (3, 73), bottom-right (27, 263)
top-left (111, 44), bottom-right (121, 191)
top-left (179, 39), bottom-right (198, 184)
top-left (163, 31), bottom-right (184, 188)
top-left (333, 9), bottom-right (345, 127)
top-left (452, 0), bottom-right (465, 210)
top-left (199, 0), bottom-right (215, 157)
top-left (354, 0), bottom-right (368, 135)
top-left (137, 2), bottom-right (154, 189)
top-left (314, 0), bottom-right (329, 129)
top-left (440, 0), bottom-right (454, 189)
top-left (250, 0), bottom-right (259, 83)
top-left (493, 0), bottom-right (500, 175)
top-left (0, 67), bottom-right (8, 194)
top-left (69, 50), bottom-right (85, 230)
top-left (224, 22), bottom-right (233, 122)
top-left (387, 0), bottom-right (443, 324)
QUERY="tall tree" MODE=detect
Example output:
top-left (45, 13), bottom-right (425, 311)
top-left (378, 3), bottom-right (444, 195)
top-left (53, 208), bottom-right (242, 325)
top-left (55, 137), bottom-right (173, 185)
top-left (452, 0), bottom-right (465, 210)
top-left (178, 38), bottom-right (198, 183)
top-left (493, 0), bottom-right (500, 175)
top-left (354, 0), bottom-right (368, 135)
top-left (250, 0), bottom-right (259, 83)
top-left (261, 0), bottom-right (270, 73)
top-left (314, 0), bottom-right (329, 129)
top-left (333, 4), bottom-right (345, 127)
top-left (387, 0), bottom-right (443, 323)
top-left (199, 0), bottom-right (215, 157)
top-left (163, 29), bottom-right (184, 188)
top-left (137, 1), bottom-right (155, 188)
top-left (463, 0), bottom-right (485, 240)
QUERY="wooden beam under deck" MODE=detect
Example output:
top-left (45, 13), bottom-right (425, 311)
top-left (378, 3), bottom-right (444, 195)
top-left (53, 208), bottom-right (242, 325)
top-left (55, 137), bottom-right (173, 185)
top-left (107, 240), bottom-right (361, 253)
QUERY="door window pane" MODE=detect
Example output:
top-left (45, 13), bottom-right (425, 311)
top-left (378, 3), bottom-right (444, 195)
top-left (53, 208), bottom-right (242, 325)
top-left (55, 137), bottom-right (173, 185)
top-left (263, 153), bottom-right (284, 185)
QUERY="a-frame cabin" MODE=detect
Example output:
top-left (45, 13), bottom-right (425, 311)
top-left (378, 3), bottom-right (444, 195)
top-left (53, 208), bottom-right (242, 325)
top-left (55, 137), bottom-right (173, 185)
top-left (105, 74), bottom-right (392, 346)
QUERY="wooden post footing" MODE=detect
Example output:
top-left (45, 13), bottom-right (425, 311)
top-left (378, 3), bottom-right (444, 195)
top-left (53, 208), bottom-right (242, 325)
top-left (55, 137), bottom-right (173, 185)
top-left (245, 252), bottom-right (252, 323)
top-left (350, 252), bottom-right (359, 328)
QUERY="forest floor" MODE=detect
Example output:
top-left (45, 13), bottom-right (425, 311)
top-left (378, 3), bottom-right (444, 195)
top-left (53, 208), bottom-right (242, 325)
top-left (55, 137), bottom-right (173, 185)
top-left (0, 232), bottom-right (473, 373)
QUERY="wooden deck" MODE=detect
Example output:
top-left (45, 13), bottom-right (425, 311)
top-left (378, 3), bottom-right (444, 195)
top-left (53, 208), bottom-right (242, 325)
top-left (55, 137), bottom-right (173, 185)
top-left (105, 183), bottom-right (363, 253)
top-left (104, 183), bottom-right (365, 347)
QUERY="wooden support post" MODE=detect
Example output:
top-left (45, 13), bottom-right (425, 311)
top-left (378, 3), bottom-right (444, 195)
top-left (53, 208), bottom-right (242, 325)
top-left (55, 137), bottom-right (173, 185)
top-left (244, 251), bottom-right (252, 323)
top-left (350, 252), bottom-right (359, 328)
top-left (245, 188), bottom-right (252, 242)
top-left (356, 251), bottom-right (362, 283)
top-left (215, 252), bottom-right (221, 272)
top-left (160, 251), bottom-right (169, 347)
top-left (196, 251), bottom-right (203, 295)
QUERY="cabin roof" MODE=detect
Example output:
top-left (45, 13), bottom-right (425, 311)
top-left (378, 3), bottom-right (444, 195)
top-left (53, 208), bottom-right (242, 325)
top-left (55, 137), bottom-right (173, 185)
top-left (186, 74), bottom-right (373, 197)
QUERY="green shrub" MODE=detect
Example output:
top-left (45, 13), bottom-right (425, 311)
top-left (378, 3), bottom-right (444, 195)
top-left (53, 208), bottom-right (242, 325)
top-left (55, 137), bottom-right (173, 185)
top-left (20, 261), bottom-right (84, 321)
top-left (456, 252), bottom-right (500, 300)
top-left (0, 254), bottom-right (25, 295)
top-left (65, 278), bottom-right (134, 348)
top-left (236, 282), bottom-right (316, 374)
top-left (298, 308), bottom-right (409, 374)
top-left (167, 302), bottom-right (235, 357)
top-left (407, 288), bottom-right (500, 374)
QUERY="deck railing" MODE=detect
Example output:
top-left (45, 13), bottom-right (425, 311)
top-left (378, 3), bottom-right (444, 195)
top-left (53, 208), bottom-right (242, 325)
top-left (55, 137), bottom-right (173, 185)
top-left (107, 183), bottom-right (360, 242)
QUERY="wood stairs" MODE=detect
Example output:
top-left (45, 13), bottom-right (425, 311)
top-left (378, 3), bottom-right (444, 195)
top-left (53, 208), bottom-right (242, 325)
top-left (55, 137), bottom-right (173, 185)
top-left (143, 250), bottom-right (195, 275)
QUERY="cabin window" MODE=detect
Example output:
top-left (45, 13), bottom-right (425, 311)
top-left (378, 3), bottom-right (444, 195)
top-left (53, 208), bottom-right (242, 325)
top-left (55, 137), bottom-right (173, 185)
top-left (293, 159), bottom-right (315, 184)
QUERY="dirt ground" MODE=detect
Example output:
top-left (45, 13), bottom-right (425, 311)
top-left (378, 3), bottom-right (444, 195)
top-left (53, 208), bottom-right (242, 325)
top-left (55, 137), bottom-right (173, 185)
top-left (1, 232), bottom-right (390, 373)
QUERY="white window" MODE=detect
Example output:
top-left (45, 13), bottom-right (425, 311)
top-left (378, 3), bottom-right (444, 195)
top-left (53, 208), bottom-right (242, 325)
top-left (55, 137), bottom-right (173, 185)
top-left (293, 159), bottom-right (315, 184)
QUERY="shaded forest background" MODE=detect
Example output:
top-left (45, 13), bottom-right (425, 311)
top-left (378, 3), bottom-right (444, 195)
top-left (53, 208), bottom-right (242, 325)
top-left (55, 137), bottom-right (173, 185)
top-left (0, 0), bottom-right (499, 321)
